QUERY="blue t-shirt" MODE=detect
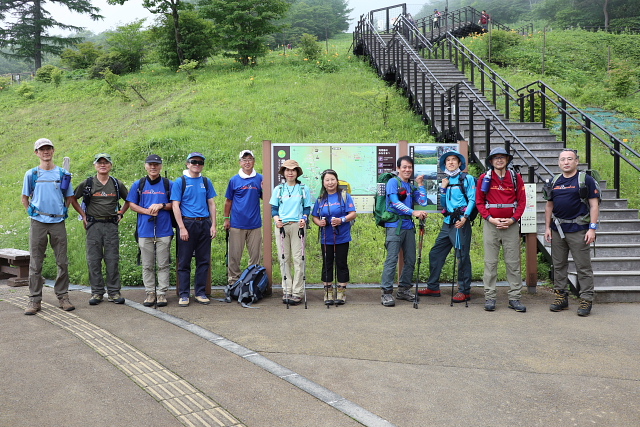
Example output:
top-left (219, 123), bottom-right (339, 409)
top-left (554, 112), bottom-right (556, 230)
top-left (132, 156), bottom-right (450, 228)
top-left (442, 173), bottom-right (476, 224)
top-left (22, 166), bottom-right (73, 224)
top-left (312, 192), bottom-right (356, 244)
top-left (127, 177), bottom-right (174, 238)
top-left (269, 183), bottom-right (312, 222)
top-left (385, 178), bottom-right (427, 229)
top-left (225, 173), bottom-right (263, 229)
top-left (550, 173), bottom-right (599, 233)
top-left (171, 175), bottom-right (217, 218)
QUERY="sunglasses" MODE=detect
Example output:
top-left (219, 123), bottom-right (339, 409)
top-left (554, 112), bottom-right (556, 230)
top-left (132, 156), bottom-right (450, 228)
top-left (189, 160), bottom-right (205, 165)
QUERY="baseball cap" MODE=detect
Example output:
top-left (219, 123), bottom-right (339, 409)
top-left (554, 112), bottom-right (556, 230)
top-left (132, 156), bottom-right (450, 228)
top-left (34, 138), bottom-right (54, 150)
top-left (145, 154), bottom-right (163, 164)
top-left (93, 153), bottom-right (113, 164)
top-left (186, 152), bottom-right (206, 161)
top-left (239, 150), bottom-right (255, 159)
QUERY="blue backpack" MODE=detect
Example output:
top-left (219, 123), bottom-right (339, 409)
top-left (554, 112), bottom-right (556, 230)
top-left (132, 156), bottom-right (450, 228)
top-left (224, 264), bottom-right (269, 307)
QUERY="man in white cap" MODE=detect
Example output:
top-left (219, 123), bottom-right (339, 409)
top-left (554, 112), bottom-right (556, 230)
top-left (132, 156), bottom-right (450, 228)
top-left (22, 138), bottom-right (84, 314)
top-left (126, 154), bottom-right (174, 307)
top-left (224, 150), bottom-right (264, 288)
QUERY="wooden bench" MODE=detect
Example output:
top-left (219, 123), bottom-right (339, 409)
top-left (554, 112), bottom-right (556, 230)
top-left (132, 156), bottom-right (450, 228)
top-left (0, 248), bottom-right (30, 287)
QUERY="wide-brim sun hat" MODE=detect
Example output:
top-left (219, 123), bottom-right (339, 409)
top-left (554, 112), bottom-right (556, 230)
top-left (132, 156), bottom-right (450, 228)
top-left (278, 159), bottom-right (303, 177)
top-left (486, 147), bottom-right (513, 168)
top-left (438, 150), bottom-right (466, 171)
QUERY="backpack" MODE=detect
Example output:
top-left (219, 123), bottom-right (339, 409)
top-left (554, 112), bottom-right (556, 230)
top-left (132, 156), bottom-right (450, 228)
top-left (542, 171), bottom-right (601, 224)
top-left (480, 168), bottom-right (520, 211)
top-left (81, 175), bottom-right (125, 214)
top-left (446, 172), bottom-right (479, 222)
top-left (224, 264), bottom-right (269, 307)
top-left (136, 176), bottom-right (178, 229)
top-left (373, 172), bottom-right (413, 234)
top-left (28, 167), bottom-right (70, 218)
top-left (29, 167), bottom-right (68, 197)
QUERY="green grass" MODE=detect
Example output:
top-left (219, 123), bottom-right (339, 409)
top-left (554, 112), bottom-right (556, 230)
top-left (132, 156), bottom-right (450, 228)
top-left (0, 34), bottom-right (546, 287)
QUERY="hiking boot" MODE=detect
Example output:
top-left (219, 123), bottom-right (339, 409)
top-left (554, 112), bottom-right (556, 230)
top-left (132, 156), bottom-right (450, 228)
top-left (417, 288), bottom-right (441, 297)
top-left (335, 285), bottom-right (346, 305)
top-left (24, 300), bottom-right (41, 315)
top-left (178, 297), bottom-right (190, 307)
top-left (89, 294), bottom-right (103, 305)
top-left (508, 300), bottom-right (527, 313)
top-left (289, 295), bottom-right (302, 305)
top-left (324, 286), bottom-right (335, 306)
top-left (484, 299), bottom-right (496, 311)
top-left (108, 292), bottom-right (125, 304)
top-left (396, 287), bottom-right (416, 302)
top-left (282, 294), bottom-right (291, 304)
top-left (58, 295), bottom-right (75, 312)
top-left (452, 292), bottom-right (470, 303)
top-left (549, 290), bottom-right (569, 312)
top-left (381, 292), bottom-right (395, 307)
top-left (577, 299), bottom-right (592, 317)
top-left (194, 295), bottom-right (210, 305)
top-left (156, 294), bottom-right (167, 307)
top-left (143, 292), bottom-right (156, 307)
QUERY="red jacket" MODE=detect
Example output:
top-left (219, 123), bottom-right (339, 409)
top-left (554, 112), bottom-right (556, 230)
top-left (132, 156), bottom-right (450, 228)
top-left (476, 170), bottom-right (526, 221)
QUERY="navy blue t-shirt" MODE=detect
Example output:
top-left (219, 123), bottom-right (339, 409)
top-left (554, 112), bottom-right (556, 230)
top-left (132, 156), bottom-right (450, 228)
top-left (549, 173), bottom-right (599, 233)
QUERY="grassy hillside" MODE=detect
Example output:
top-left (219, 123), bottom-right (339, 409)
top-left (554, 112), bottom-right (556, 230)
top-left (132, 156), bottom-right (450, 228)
top-left (1, 34), bottom-right (460, 287)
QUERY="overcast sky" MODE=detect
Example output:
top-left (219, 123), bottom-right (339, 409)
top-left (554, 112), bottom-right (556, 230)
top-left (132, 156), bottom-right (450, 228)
top-left (45, 0), bottom-right (427, 35)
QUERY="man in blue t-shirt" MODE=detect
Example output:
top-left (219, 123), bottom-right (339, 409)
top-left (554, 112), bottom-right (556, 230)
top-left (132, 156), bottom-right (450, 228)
top-left (545, 149), bottom-right (600, 317)
top-left (171, 152), bottom-right (217, 307)
top-left (127, 154), bottom-right (174, 307)
top-left (380, 155), bottom-right (429, 307)
top-left (22, 138), bottom-right (85, 315)
top-left (224, 150), bottom-right (263, 287)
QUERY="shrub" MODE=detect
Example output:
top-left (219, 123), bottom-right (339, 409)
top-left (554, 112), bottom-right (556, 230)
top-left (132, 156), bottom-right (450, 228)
top-left (299, 33), bottom-right (322, 61)
top-left (0, 76), bottom-right (10, 90)
top-left (16, 82), bottom-right (35, 99)
top-left (89, 52), bottom-right (128, 79)
top-left (609, 60), bottom-right (639, 98)
top-left (51, 68), bottom-right (63, 87)
top-left (35, 65), bottom-right (60, 83)
top-left (60, 42), bottom-right (103, 70)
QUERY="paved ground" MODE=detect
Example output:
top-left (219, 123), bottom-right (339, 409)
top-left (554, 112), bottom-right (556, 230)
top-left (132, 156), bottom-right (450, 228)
top-left (1, 281), bottom-right (639, 427)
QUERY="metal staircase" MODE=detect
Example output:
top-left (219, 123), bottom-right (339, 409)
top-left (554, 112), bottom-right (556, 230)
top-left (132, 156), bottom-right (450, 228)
top-left (354, 4), bottom-right (640, 302)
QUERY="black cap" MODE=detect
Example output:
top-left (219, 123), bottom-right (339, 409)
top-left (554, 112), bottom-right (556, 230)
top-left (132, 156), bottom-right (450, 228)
top-left (145, 154), bottom-right (163, 164)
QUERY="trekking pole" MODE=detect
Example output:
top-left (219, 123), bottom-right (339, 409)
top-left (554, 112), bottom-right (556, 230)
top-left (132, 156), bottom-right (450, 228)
top-left (333, 220), bottom-right (339, 308)
top-left (152, 215), bottom-right (158, 309)
top-left (279, 226), bottom-right (289, 309)
top-left (225, 228), bottom-right (230, 267)
top-left (321, 219), bottom-right (331, 309)
top-left (450, 227), bottom-right (459, 307)
top-left (299, 227), bottom-right (308, 309)
top-left (414, 218), bottom-right (426, 309)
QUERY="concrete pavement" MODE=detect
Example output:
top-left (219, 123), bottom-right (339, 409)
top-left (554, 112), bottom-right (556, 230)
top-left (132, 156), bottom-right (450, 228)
top-left (1, 282), bottom-right (639, 427)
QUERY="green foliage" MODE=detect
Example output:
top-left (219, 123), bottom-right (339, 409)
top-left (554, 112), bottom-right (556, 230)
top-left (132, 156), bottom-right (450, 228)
top-left (486, 30), bottom-right (522, 64)
top-left (60, 42), bottom-right (104, 70)
top-left (608, 60), bottom-right (639, 98)
top-left (51, 67), bottom-right (63, 87)
top-left (89, 52), bottom-right (129, 79)
top-left (151, 11), bottom-right (215, 69)
top-left (298, 33), bottom-right (322, 61)
top-left (16, 82), bottom-right (34, 99)
top-left (35, 64), bottom-right (59, 83)
top-left (0, 76), bottom-right (11, 90)
top-left (105, 20), bottom-right (148, 73)
top-left (198, 0), bottom-right (290, 65)
top-left (177, 60), bottom-right (199, 82)
top-left (274, 0), bottom-right (352, 46)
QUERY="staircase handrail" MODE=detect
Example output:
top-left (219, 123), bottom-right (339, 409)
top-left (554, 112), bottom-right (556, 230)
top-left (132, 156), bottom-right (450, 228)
top-left (449, 81), bottom-right (553, 181)
top-left (393, 14), bottom-right (435, 53)
top-left (416, 6), bottom-right (516, 35)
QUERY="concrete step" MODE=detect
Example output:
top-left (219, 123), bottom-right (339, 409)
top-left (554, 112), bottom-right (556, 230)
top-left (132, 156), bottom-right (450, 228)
top-left (592, 285), bottom-right (640, 303)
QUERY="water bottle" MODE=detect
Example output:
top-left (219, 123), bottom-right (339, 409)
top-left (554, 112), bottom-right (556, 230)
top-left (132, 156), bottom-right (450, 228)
top-left (481, 173), bottom-right (491, 193)
top-left (60, 172), bottom-right (72, 191)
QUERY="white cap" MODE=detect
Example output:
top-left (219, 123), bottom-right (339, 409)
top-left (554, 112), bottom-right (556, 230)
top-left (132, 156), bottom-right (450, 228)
top-left (239, 150), bottom-right (255, 159)
top-left (34, 138), bottom-right (54, 150)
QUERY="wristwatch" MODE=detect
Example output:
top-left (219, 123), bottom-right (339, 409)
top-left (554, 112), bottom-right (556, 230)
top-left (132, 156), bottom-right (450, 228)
top-left (589, 223), bottom-right (598, 230)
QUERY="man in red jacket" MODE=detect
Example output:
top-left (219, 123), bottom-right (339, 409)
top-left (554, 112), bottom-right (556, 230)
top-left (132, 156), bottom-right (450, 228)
top-left (476, 148), bottom-right (526, 312)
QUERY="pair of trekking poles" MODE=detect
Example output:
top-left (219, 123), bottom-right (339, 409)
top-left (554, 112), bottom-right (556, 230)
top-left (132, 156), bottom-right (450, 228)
top-left (279, 226), bottom-right (308, 309)
top-left (321, 218), bottom-right (341, 309)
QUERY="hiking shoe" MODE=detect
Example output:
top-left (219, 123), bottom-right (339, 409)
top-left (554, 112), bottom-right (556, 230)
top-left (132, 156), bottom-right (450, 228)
top-left (194, 295), bottom-right (210, 305)
top-left (335, 285), bottom-right (346, 305)
top-left (58, 295), bottom-right (75, 312)
top-left (282, 293), bottom-right (291, 304)
top-left (24, 300), bottom-right (41, 315)
top-left (108, 292), bottom-right (125, 304)
top-left (452, 292), bottom-right (470, 303)
top-left (324, 286), bottom-right (335, 306)
top-left (156, 294), bottom-right (167, 307)
top-left (508, 300), bottom-right (527, 312)
top-left (89, 294), bottom-right (103, 305)
top-left (417, 288), bottom-right (441, 297)
top-left (484, 299), bottom-right (496, 311)
top-left (549, 290), bottom-right (569, 312)
top-left (396, 287), bottom-right (416, 302)
top-left (381, 292), bottom-right (395, 307)
top-left (577, 299), bottom-right (592, 317)
top-left (289, 295), bottom-right (302, 305)
top-left (178, 297), bottom-right (190, 307)
top-left (143, 292), bottom-right (156, 307)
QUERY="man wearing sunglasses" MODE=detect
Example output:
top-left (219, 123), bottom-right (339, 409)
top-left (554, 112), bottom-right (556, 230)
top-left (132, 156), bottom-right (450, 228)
top-left (172, 152), bottom-right (217, 307)
top-left (223, 150), bottom-right (263, 288)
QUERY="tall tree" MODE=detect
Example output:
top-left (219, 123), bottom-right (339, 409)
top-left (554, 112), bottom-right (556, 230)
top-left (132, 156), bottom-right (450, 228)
top-left (198, 0), bottom-right (290, 65)
top-left (0, 0), bottom-right (102, 70)
top-left (108, 0), bottom-right (188, 65)
top-left (277, 0), bottom-right (352, 45)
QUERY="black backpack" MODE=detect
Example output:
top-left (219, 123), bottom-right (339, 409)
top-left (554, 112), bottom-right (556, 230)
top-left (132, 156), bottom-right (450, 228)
top-left (446, 172), bottom-right (479, 222)
top-left (224, 264), bottom-right (269, 307)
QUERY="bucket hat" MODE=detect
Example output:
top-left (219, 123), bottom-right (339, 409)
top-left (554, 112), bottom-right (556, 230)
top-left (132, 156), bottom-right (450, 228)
top-left (438, 150), bottom-right (466, 171)
top-left (278, 159), bottom-right (303, 177)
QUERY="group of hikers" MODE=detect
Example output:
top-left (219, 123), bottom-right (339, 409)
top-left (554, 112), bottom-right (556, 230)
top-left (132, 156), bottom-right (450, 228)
top-left (22, 138), bottom-right (599, 317)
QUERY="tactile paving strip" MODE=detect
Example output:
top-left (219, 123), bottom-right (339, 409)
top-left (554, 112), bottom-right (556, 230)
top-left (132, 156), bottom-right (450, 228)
top-left (1, 293), bottom-right (245, 427)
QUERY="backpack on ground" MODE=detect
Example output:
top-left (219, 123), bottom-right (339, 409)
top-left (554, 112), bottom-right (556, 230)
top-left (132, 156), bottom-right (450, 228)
top-left (373, 171), bottom-right (412, 232)
top-left (224, 264), bottom-right (269, 307)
